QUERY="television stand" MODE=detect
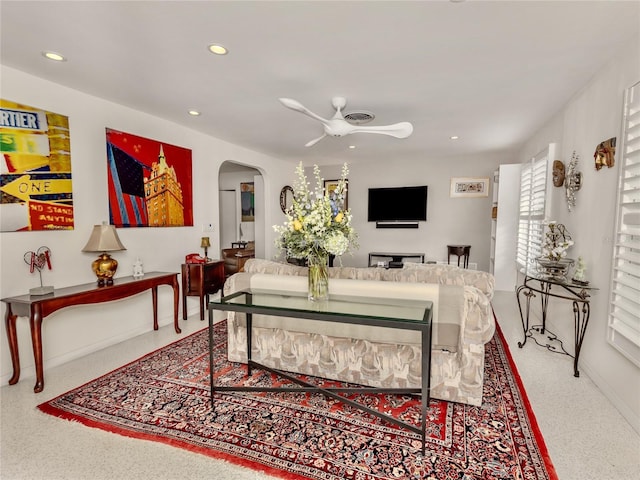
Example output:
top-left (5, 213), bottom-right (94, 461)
top-left (368, 252), bottom-right (425, 268)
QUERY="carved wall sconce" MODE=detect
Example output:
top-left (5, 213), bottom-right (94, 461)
top-left (552, 160), bottom-right (565, 187)
top-left (565, 151), bottom-right (582, 212)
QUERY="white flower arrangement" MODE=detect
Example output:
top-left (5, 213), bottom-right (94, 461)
top-left (273, 162), bottom-right (358, 260)
top-left (541, 221), bottom-right (574, 261)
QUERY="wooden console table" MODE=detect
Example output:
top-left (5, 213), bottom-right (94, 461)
top-left (2, 271), bottom-right (180, 393)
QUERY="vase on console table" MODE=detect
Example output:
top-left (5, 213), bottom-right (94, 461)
top-left (535, 257), bottom-right (574, 280)
top-left (308, 251), bottom-right (329, 302)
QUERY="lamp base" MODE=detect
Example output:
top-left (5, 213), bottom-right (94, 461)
top-left (92, 252), bottom-right (118, 286)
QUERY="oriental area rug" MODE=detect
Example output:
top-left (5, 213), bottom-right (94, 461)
top-left (39, 321), bottom-right (557, 480)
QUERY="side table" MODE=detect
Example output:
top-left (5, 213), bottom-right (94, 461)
top-left (181, 261), bottom-right (225, 320)
top-left (447, 245), bottom-right (471, 268)
top-left (516, 272), bottom-right (596, 377)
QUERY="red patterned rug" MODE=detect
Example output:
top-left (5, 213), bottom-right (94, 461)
top-left (39, 320), bottom-right (557, 480)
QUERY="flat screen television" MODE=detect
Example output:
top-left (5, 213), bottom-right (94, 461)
top-left (367, 185), bottom-right (428, 222)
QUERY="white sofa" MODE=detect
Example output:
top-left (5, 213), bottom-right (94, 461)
top-left (223, 259), bottom-right (495, 406)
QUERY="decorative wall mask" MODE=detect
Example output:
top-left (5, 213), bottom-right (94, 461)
top-left (552, 160), bottom-right (566, 187)
top-left (594, 137), bottom-right (616, 170)
top-left (565, 151), bottom-right (582, 212)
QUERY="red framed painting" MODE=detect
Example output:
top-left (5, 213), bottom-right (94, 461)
top-left (106, 128), bottom-right (193, 227)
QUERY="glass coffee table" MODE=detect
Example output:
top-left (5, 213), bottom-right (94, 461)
top-left (208, 289), bottom-right (433, 453)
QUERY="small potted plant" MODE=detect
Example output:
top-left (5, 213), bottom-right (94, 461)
top-left (536, 221), bottom-right (574, 279)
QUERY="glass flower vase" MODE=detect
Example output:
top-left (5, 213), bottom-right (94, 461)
top-left (308, 251), bottom-right (329, 301)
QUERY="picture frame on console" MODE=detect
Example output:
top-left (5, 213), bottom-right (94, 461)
top-left (450, 177), bottom-right (489, 198)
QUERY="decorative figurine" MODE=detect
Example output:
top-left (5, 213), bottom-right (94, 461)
top-left (24, 246), bottom-right (54, 295)
top-left (552, 160), bottom-right (565, 187)
top-left (572, 256), bottom-right (589, 285)
top-left (133, 257), bottom-right (144, 279)
top-left (594, 137), bottom-right (616, 170)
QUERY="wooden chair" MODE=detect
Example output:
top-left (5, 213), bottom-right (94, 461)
top-left (221, 244), bottom-right (255, 277)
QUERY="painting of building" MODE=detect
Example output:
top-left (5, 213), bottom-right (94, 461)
top-left (106, 128), bottom-right (193, 228)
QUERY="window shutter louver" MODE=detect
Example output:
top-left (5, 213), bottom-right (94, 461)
top-left (608, 81), bottom-right (640, 366)
top-left (517, 149), bottom-right (549, 272)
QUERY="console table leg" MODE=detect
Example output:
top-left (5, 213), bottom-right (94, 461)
top-left (516, 285), bottom-right (534, 348)
top-left (29, 306), bottom-right (44, 393)
top-left (152, 286), bottom-right (159, 330)
top-left (572, 300), bottom-right (590, 378)
top-left (5, 306), bottom-right (20, 386)
top-left (172, 278), bottom-right (181, 333)
top-left (421, 323), bottom-right (432, 455)
top-left (208, 305), bottom-right (216, 402)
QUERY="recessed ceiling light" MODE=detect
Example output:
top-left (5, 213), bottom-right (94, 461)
top-left (42, 51), bottom-right (66, 62)
top-left (349, 145), bottom-right (356, 149)
top-left (208, 44), bottom-right (228, 55)
top-left (188, 110), bottom-right (201, 116)
top-left (450, 135), bottom-right (460, 140)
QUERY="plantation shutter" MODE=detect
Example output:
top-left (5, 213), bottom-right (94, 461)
top-left (517, 149), bottom-right (549, 272)
top-left (608, 80), bottom-right (640, 366)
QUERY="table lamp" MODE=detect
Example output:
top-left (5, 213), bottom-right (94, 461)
top-left (201, 236), bottom-right (210, 260)
top-left (82, 223), bottom-right (126, 286)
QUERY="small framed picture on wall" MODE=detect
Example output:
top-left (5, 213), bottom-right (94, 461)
top-left (450, 177), bottom-right (489, 198)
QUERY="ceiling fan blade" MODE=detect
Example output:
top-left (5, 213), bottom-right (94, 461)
top-left (304, 133), bottom-right (327, 147)
top-left (349, 121), bottom-right (414, 139)
top-left (279, 98), bottom-right (330, 126)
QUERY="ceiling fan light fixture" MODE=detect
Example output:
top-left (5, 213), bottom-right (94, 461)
top-left (208, 44), bottom-right (228, 55)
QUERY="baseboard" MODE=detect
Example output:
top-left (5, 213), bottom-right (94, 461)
top-left (0, 319), bottom-right (173, 386)
top-left (534, 314), bottom-right (640, 435)
top-left (572, 351), bottom-right (640, 435)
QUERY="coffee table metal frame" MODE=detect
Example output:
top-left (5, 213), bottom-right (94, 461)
top-left (208, 289), bottom-right (433, 453)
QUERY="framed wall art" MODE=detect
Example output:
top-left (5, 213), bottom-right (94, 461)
top-left (450, 177), bottom-right (489, 198)
top-left (241, 182), bottom-right (255, 222)
top-left (1, 99), bottom-right (74, 231)
top-left (324, 179), bottom-right (348, 210)
top-left (106, 128), bottom-right (193, 228)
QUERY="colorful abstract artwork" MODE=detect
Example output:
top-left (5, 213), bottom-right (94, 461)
top-left (106, 128), bottom-right (193, 228)
top-left (0, 99), bottom-right (74, 231)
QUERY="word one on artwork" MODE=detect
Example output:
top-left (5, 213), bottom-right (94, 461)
top-left (106, 128), bottom-right (193, 228)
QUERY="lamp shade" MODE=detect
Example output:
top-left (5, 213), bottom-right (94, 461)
top-left (82, 224), bottom-right (126, 252)
top-left (200, 236), bottom-right (211, 248)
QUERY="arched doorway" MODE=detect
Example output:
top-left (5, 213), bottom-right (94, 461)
top-left (218, 161), bottom-right (264, 258)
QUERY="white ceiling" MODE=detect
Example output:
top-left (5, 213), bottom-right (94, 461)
top-left (1, 1), bottom-right (638, 166)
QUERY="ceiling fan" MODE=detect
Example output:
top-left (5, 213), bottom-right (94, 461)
top-left (279, 97), bottom-right (413, 147)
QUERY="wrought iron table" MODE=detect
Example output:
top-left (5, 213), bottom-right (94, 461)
top-left (208, 290), bottom-right (433, 453)
top-left (516, 271), bottom-right (596, 377)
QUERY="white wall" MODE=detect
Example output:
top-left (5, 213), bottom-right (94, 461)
top-left (516, 37), bottom-right (640, 432)
top-left (0, 66), bottom-right (294, 386)
top-left (302, 154), bottom-right (513, 271)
